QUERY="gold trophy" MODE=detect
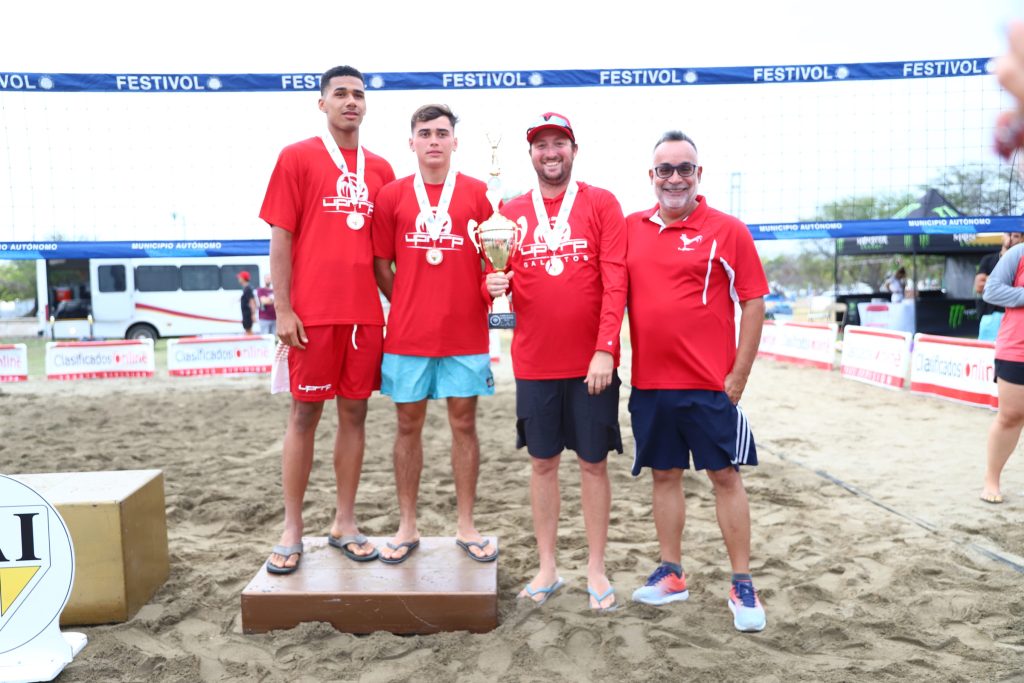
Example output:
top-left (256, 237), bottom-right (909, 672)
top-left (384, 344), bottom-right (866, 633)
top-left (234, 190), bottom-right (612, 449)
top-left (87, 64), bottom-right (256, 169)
top-left (468, 133), bottom-right (527, 329)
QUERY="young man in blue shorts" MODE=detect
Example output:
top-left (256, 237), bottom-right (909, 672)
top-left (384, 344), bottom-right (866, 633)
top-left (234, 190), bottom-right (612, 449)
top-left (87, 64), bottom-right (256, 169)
top-left (624, 131), bottom-right (769, 632)
top-left (372, 104), bottom-right (497, 564)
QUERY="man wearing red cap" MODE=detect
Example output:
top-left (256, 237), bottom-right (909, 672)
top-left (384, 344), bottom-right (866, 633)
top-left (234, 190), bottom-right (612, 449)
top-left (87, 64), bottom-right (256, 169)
top-left (236, 270), bottom-right (257, 335)
top-left (486, 113), bottom-right (626, 610)
top-left (259, 65), bottom-right (396, 574)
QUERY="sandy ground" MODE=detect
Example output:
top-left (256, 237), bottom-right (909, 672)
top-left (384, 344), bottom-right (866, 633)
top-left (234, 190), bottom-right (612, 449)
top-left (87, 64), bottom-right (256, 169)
top-left (1, 348), bottom-right (1022, 683)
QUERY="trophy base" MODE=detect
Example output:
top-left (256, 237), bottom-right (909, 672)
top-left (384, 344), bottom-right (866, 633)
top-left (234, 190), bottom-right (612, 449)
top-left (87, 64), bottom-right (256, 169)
top-left (488, 312), bottom-right (515, 329)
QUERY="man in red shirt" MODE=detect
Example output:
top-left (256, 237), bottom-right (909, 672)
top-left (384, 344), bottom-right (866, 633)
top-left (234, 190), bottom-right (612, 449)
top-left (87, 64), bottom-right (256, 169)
top-left (259, 65), bottom-right (396, 574)
top-left (372, 104), bottom-right (497, 564)
top-left (625, 130), bottom-right (769, 632)
top-left (486, 113), bottom-right (626, 610)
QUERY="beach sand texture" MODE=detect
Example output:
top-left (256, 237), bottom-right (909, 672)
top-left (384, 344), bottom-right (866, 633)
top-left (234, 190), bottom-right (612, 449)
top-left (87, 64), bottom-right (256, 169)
top-left (1, 354), bottom-right (1021, 683)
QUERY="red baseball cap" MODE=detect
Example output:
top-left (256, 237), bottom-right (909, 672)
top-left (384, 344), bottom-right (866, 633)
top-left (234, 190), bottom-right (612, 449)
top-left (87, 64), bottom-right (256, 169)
top-left (237, 271), bottom-right (250, 282)
top-left (526, 112), bottom-right (575, 144)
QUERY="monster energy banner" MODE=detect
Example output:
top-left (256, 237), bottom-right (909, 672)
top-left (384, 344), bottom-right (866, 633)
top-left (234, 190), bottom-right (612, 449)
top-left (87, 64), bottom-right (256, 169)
top-left (0, 58), bottom-right (993, 93)
top-left (835, 232), bottom-right (1004, 255)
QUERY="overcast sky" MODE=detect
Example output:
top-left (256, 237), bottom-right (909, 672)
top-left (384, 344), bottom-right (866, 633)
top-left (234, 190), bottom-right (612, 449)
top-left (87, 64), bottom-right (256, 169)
top-left (0, 0), bottom-right (1019, 249)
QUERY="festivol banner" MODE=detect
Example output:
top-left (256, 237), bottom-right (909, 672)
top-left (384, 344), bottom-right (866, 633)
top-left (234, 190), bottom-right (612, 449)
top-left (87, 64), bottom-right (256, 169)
top-left (167, 335), bottom-right (274, 376)
top-left (909, 334), bottom-right (997, 409)
top-left (840, 326), bottom-right (913, 389)
top-left (45, 340), bottom-right (155, 380)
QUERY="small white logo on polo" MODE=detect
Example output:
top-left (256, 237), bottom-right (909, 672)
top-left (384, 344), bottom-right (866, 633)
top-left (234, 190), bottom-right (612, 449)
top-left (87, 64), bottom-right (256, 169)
top-left (679, 234), bottom-right (703, 251)
top-left (298, 383), bottom-right (331, 392)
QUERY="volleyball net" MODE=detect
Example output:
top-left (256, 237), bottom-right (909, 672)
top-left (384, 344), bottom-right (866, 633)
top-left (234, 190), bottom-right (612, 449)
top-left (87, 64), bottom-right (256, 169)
top-left (0, 56), bottom-right (1019, 254)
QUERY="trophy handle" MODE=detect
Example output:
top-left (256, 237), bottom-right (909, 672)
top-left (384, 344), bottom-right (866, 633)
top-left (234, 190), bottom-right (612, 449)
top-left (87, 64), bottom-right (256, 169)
top-left (513, 216), bottom-right (529, 256)
top-left (467, 219), bottom-right (481, 253)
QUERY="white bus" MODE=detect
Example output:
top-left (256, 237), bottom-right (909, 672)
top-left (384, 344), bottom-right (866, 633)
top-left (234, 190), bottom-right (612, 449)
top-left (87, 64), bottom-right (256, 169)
top-left (36, 255), bottom-right (270, 340)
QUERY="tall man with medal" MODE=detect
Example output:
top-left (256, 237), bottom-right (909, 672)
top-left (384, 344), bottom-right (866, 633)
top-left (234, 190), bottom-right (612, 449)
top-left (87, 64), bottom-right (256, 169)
top-left (259, 66), bottom-right (396, 574)
top-left (373, 105), bottom-right (499, 564)
top-left (485, 113), bottom-right (627, 609)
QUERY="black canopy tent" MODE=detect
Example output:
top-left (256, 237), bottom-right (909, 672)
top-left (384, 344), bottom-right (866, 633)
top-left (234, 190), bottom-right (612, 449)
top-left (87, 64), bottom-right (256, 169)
top-left (832, 189), bottom-right (1002, 337)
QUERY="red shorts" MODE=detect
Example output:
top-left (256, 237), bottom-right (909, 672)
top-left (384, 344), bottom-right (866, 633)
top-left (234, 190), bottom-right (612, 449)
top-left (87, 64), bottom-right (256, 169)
top-left (288, 324), bottom-right (383, 401)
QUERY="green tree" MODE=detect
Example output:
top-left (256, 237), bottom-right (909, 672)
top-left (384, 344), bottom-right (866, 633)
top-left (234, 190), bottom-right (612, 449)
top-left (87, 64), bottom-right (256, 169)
top-left (0, 260), bottom-right (36, 301)
top-left (927, 163), bottom-right (1024, 215)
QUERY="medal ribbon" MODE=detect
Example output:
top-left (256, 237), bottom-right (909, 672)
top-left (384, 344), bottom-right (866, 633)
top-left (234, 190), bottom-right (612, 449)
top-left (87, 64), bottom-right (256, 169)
top-left (530, 177), bottom-right (578, 253)
top-left (413, 169), bottom-right (458, 241)
top-left (320, 133), bottom-right (366, 207)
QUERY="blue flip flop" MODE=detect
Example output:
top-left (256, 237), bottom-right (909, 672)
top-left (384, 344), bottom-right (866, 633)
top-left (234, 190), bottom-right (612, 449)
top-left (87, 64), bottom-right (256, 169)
top-left (588, 585), bottom-right (619, 612)
top-left (266, 543), bottom-right (303, 575)
top-left (456, 538), bottom-right (498, 563)
top-left (379, 539), bottom-right (419, 565)
top-left (328, 533), bottom-right (380, 562)
top-left (519, 577), bottom-right (564, 606)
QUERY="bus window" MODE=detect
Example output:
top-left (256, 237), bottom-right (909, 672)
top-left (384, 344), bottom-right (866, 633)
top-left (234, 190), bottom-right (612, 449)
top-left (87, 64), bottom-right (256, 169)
top-left (98, 265), bottom-right (126, 292)
top-left (221, 264), bottom-right (260, 289)
top-left (136, 265), bottom-right (180, 292)
top-left (181, 265), bottom-right (221, 291)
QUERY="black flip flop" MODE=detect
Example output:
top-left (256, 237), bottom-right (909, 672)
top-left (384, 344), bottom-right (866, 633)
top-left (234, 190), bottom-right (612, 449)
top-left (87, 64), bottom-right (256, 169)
top-left (456, 538), bottom-right (498, 563)
top-left (328, 533), bottom-right (380, 562)
top-left (378, 539), bottom-right (420, 565)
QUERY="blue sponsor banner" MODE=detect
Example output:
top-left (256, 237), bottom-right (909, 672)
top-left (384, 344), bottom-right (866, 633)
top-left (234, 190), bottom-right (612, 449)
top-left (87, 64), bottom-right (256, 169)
top-left (0, 239), bottom-right (269, 259)
top-left (0, 57), bottom-right (993, 93)
top-left (748, 215), bottom-right (1024, 241)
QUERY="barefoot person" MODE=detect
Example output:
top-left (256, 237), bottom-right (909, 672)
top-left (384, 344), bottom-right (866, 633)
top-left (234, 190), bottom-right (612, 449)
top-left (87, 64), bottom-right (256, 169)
top-left (372, 104), bottom-right (497, 563)
top-left (981, 242), bottom-right (1024, 504)
top-left (259, 65), bottom-right (395, 573)
top-left (486, 112), bottom-right (627, 609)
top-left (625, 131), bottom-right (769, 632)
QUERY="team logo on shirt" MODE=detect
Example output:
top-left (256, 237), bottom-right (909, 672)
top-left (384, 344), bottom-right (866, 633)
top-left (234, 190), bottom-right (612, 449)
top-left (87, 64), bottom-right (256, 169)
top-left (403, 211), bottom-right (465, 253)
top-left (519, 217), bottom-right (589, 277)
top-left (322, 171), bottom-right (374, 217)
top-left (679, 233), bottom-right (704, 252)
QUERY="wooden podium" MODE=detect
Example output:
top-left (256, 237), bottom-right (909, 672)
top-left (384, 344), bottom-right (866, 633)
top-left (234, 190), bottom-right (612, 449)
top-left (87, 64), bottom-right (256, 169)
top-left (12, 470), bottom-right (169, 625)
top-left (241, 536), bottom-right (498, 634)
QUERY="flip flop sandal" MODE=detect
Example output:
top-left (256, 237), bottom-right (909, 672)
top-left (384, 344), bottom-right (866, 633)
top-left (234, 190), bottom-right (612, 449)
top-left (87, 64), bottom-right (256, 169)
top-left (328, 533), bottom-right (380, 562)
top-left (266, 543), bottom-right (303, 575)
top-left (379, 539), bottom-right (420, 565)
top-left (455, 538), bottom-right (498, 563)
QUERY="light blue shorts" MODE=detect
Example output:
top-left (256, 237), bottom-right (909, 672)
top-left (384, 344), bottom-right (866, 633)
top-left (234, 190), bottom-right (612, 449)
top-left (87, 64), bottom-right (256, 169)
top-left (381, 353), bottom-right (495, 403)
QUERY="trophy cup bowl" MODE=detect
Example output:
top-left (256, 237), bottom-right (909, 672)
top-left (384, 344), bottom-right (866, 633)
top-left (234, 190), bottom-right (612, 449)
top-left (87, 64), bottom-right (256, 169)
top-left (469, 213), bottom-right (526, 329)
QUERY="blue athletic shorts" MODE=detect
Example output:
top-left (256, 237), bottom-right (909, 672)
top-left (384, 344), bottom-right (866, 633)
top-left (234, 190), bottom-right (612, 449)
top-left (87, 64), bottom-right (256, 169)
top-left (381, 353), bottom-right (495, 403)
top-left (995, 358), bottom-right (1024, 385)
top-left (628, 389), bottom-right (757, 476)
top-left (515, 372), bottom-right (623, 463)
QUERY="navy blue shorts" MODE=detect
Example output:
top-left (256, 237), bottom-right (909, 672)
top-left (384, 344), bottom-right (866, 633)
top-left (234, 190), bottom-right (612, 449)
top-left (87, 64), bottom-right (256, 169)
top-left (628, 389), bottom-right (757, 476)
top-left (515, 372), bottom-right (623, 463)
top-left (995, 358), bottom-right (1024, 385)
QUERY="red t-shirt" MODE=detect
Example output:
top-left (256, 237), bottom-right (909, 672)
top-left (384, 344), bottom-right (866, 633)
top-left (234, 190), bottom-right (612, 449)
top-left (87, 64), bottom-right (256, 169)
top-left (626, 197), bottom-right (769, 391)
top-left (500, 183), bottom-right (627, 379)
top-left (259, 137), bottom-right (395, 326)
top-left (373, 173), bottom-right (493, 356)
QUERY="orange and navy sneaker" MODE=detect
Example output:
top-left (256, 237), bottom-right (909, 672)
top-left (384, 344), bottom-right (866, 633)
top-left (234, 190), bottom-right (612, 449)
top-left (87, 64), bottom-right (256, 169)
top-left (631, 563), bottom-right (689, 605)
top-left (728, 579), bottom-right (767, 632)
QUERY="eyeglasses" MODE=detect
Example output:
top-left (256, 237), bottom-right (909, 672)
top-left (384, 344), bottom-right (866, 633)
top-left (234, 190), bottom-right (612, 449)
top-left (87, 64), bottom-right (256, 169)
top-left (652, 162), bottom-right (699, 179)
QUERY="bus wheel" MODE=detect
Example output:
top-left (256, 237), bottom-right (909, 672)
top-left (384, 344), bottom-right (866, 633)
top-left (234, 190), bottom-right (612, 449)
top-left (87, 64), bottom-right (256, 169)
top-left (126, 324), bottom-right (158, 341)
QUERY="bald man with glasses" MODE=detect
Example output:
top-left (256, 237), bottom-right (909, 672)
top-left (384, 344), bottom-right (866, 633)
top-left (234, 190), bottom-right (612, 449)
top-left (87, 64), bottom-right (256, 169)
top-left (625, 130), bottom-right (769, 632)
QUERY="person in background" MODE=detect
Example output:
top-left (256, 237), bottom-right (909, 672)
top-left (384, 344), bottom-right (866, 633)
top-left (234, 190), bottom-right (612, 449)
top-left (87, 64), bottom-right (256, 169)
top-left (237, 270), bottom-right (257, 335)
top-left (885, 267), bottom-right (907, 303)
top-left (976, 233), bottom-right (1022, 342)
top-left (256, 272), bottom-right (277, 337)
